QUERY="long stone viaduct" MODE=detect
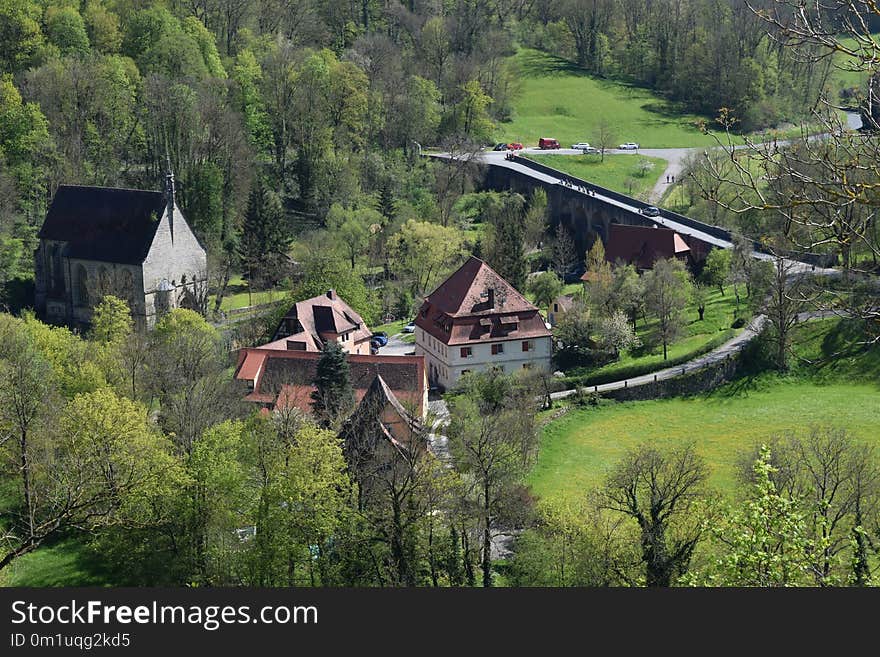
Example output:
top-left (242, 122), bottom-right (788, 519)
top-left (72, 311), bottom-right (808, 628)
top-left (433, 151), bottom-right (837, 273)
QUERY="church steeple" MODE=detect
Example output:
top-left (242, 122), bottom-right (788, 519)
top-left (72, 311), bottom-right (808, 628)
top-left (164, 156), bottom-right (175, 243)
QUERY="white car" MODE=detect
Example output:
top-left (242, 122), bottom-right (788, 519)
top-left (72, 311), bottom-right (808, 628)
top-left (403, 321), bottom-right (416, 333)
top-left (619, 142), bottom-right (640, 150)
top-left (571, 142), bottom-right (592, 150)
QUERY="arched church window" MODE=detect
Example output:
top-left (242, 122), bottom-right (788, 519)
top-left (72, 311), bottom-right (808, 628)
top-left (118, 269), bottom-right (135, 309)
top-left (51, 245), bottom-right (65, 294)
top-left (99, 266), bottom-right (112, 300)
top-left (76, 265), bottom-right (89, 307)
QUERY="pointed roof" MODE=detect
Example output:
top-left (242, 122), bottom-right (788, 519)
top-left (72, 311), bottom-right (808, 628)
top-left (343, 374), bottom-right (426, 459)
top-left (234, 348), bottom-right (426, 416)
top-left (605, 224), bottom-right (691, 270)
top-left (39, 185), bottom-right (168, 264)
top-left (271, 289), bottom-right (371, 348)
top-left (425, 256), bottom-right (538, 317)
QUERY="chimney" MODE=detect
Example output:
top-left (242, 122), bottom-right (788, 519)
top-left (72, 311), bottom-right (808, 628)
top-left (165, 156), bottom-right (175, 244)
top-left (326, 289), bottom-right (335, 300)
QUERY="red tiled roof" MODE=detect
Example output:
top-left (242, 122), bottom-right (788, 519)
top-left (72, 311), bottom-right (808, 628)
top-left (605, 224), bottom-right (690, 270)
top-left (415, 256), bottom-right (550, 346)
top-left (234, 348), bottom-right (427, 416)
top-left (270, 290), bottom-right (372, 350)
top-left (423, 256), bottom-right (538, 317)
top-left (580, 270), bottom-right (612, 284)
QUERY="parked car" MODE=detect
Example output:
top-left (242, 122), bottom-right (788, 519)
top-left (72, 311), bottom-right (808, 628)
top-left (538, 137), bottom-right (561, 149)
top-left (640, 206), bottom-right (661, 217)
top-left (492, 142), bottom-right (508, 151)
top-left (619, 142), bottom-right (640, 150)
top-left (403, 321), bottom-right (416, 333)
top-left (582, 146), bottom-right (599, 154)
top-left (507, 142), bottom-right (524, 150)
top-left (371, 331), bottom-right (388, 347)
top-left (571, 142), bottom-right (592, 150)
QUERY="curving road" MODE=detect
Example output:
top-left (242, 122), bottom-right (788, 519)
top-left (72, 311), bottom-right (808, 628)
top-left (485, 145), bottom-right (692, 203)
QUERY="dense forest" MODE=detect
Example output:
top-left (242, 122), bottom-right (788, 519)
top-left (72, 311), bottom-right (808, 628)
top-left (0, 0), bottom-right (846, 313)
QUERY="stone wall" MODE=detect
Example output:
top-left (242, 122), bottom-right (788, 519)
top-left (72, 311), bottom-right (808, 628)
top-left (595, 353), bottom-right (743, 402)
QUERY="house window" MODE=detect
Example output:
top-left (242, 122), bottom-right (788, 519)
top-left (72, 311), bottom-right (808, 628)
top-left (460, 347), bottom-right (472, 358)
top-left (522, 340), bottom-right (534, 352)
top-left (491, 343), bottom-right (504, 355)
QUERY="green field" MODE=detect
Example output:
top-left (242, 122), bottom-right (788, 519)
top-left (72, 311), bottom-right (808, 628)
top-left (833, 34), bottom-right (879, 91)
top-left (529, 380), bottom-right (880, 502)
top-left (529, 318), bottom-right (880, 501)
top-left (522, 153), bottom-right (667, 199)
top-left (499, 49), bottom-right (739, 149)
top-left (210, 274), bottom-right (286, 312)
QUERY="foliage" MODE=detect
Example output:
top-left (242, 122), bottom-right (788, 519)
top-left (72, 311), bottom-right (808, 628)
top-left (596, 309), bottom-right (641, 355)
top-left (480, 192), bottom-right (528, 290)
top-left (310, 341), bottom-right (355, 429)
top-left (701, 248), bottom-right (731, 295)
top-left (388, 219), bottom-right (464, 296)
top-left (643, 258), bottom-right (692, 360)
top-left (239, 175), bottom-right (288, 289)
top-left (695, 445), bottom-right (813, 586)
top-left (446, 370), bottom-right (541, 586)
top-left (89, 295), bottom-right (132, 345)
top-left (527, 271), bottom-right (564, 311)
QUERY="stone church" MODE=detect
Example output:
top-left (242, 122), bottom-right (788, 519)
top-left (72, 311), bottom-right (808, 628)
top-left (34, 170), bottom-right (207, 330)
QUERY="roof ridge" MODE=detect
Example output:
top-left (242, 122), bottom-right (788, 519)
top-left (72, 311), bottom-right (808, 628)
top-left (56, 183), bottom-right (163, 195)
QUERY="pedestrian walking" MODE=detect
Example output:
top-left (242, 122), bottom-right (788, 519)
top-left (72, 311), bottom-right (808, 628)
top-left (671, 174), bottom-right (675, 183)
top-left (666, 175), bottom-right (669, 183)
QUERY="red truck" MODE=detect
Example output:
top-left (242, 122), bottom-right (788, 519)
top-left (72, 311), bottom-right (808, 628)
top-left (538, 137), bottom-right (561, 149)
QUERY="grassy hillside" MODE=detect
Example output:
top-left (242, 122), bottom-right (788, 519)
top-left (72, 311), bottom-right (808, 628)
top-left (529, 318), bottom-right (880, 501)
top-left (529, 380), bottom-right (880, 502)
top-left (833, 34), bottom-right (879, 91)
top-left (499, 49), bottom-right (739, 149)
top-left (1, 537), bottom-right (113, 587)
top-left (569, 288), bottom-right (741, 386)
top-left (522, 153), bottom-right (666, 198)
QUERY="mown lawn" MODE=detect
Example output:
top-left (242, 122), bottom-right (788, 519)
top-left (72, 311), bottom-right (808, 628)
top-left (522, 153), bottom-right (667, 199)
top-left (210, 274), bottom-right (286, 312)
top-left (530, 317), bottom-right (880, 502)
top-left (528, 379), bottom-right (880, 502)
top-left (499, 49), bottom-right (739, 149)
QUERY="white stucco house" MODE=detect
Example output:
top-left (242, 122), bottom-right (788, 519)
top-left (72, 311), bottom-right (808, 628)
top-left (414, 256), bottom-right (552, 390)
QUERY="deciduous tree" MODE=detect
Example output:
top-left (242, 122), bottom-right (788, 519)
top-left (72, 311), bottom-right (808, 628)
top-left (643, 258), bottom-right (691, 360)
top-left (600, 443), bottom-right (710, 587)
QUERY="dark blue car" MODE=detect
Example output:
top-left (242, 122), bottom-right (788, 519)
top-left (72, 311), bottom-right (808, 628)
top-left (371, 332), bottom-right (388, 347)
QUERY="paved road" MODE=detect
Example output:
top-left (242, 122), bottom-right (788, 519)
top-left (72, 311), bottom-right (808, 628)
top-left (490, 146), bottom-right (692, 203)
top-left (449, 149), bottom-right (837, 278)
top-left (376, 332), bottom-right (416, 356)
